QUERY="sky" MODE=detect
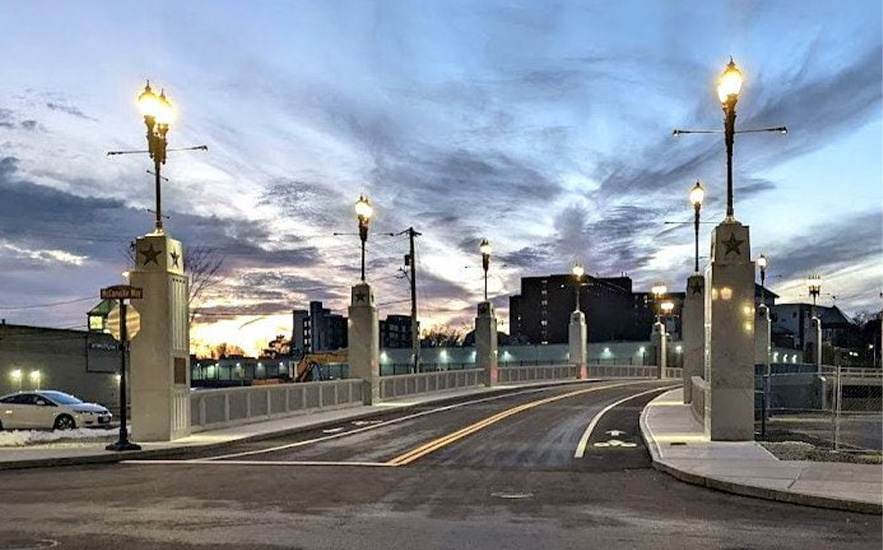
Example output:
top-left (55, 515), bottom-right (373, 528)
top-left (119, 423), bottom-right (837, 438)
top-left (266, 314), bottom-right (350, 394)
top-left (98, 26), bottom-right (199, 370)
top-left (0, 1), bottom-right (880, 356)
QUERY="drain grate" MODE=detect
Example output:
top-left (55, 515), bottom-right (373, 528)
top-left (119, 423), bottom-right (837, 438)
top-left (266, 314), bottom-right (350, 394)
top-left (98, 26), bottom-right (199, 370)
top-left (670, 441), bottom-right (687, 446)
top-left (491, 491), bottom-right (534, 500)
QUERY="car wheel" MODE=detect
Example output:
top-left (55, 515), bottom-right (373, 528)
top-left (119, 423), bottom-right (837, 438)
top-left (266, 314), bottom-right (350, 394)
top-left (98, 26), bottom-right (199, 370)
top-left (54, 414), bottom-right (76, 431)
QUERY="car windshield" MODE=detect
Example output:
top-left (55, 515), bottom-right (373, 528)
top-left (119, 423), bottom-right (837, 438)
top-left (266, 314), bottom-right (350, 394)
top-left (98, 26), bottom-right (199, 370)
top-left (39, 391), bottom-right (83, 405)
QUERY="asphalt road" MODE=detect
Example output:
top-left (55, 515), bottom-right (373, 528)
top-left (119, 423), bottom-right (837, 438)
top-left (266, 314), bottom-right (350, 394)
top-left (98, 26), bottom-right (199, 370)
top-left (0, 380), bottom-right (880, 550)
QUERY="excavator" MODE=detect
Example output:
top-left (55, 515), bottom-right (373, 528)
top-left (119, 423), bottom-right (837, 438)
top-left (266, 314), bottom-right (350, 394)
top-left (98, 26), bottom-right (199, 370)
top-left (294, 349), bottom-right (348, 382)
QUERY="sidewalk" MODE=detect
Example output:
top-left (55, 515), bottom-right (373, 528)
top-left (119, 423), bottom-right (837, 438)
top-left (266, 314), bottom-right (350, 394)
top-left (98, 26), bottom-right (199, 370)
top-left (640, 388), bottom-right (883, 514)
top-left (0, 380), bottom-right (586, 471)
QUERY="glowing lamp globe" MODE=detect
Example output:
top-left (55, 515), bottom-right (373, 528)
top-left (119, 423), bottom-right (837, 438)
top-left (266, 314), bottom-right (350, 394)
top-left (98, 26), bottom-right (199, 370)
top-left (717, 58), bottom-right (744, 104)
top-left (479, 239), bottom-right (492, 256)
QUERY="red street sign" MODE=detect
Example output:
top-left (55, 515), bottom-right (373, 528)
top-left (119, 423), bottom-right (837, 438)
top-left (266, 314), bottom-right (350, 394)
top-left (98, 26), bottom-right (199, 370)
top-left (100, 285), bottom-right (144, 300)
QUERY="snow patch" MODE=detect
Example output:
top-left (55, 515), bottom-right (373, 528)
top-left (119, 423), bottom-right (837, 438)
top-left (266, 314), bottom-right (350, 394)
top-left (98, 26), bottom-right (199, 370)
top-left (0, 428), bottom-right (115, 447)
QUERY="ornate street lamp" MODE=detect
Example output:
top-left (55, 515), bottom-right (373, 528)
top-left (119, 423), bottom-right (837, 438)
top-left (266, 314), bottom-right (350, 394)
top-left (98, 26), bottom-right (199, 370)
top-left (806, 275), bottom-right (823, 314)
top-left (757, 254), bottom-right (768, 305)
top-left (354, 195), bottom-right (373, 282)
top-left (572, 263), bottom-right (585, 312)
top-left (674, 58), bottom-right (787, 221)
top-left (660, 301), bottom-right (675, 316)
top-left (137, 81), bottom-right (175, 232)
top-left (651, 283), bottom-right (667, 324)
top-left (479, 239), bottom-right (492, 302)
top-left (689, 180), bottom-right (706, 273)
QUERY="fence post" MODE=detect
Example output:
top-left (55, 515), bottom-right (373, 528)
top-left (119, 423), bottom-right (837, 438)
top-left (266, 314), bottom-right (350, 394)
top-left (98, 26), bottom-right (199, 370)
top-left (833, 365), bottom-right (842, 451)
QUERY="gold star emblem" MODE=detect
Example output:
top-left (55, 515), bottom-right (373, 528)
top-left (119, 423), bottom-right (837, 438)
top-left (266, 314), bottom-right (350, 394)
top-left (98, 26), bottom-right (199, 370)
top-left (138, 244), bottom-right (162, 266)
top-left (723, 233), bottom-right (745, 256)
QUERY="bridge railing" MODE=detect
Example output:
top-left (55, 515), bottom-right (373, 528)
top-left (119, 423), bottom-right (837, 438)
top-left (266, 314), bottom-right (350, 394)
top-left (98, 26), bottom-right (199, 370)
top-left (378, 368), bottom-right (485, 400)
top-left (586, 364), bottom-right (658, 378)
top-left (498, 364), bottom-right (577, 383)
top-left (189, 378), bottom-right (365, 433)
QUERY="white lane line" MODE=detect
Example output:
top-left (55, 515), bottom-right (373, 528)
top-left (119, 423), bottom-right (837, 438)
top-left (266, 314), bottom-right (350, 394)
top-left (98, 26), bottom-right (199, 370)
top-left (123, 459), bottom-right (393, 467)
top-left (194, 383), bottom-right (604, 462)
top-left (573, 384), bottom-right (680, 458)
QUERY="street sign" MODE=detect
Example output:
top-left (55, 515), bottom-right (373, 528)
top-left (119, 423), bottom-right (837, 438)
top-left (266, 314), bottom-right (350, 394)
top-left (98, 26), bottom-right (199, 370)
top-left (100, 285), bottom-right (144, 300)
top-left (107, 304), bottom-right (141, 341)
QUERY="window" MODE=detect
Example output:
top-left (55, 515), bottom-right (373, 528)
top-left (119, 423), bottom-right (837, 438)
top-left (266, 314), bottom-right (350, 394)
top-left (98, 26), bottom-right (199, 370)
top-left (38, 391), bottom-right (82, 405)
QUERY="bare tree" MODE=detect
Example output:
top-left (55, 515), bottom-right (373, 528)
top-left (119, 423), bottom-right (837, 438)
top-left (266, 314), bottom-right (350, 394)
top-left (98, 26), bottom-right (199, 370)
top-left (421, 324), bottom-right (464, 347)
top-left (124, 242), bottom-right (224, 324)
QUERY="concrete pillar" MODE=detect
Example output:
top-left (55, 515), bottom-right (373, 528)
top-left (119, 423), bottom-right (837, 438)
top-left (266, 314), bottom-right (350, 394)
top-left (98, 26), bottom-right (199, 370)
top-left (475, 301), bottom-right (498, 386)
top-left (129, 232), bottom-right (190, 442)
top-left (682, 274), bottom-right (705, 403)
top-left (755, 304), bottom-right (771, 366)
top-left (704, 220), bottom-right (755, 441)
top-left (348, 282), bottom-right (379, 404)
top-left (568, 311), bottom-right (588, 379)
top-left (651, 321), bottom-right (667, 378)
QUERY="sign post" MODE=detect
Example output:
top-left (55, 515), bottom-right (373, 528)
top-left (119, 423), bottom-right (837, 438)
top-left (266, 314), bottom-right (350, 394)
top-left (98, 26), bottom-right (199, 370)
top-left (101, 285), bottom-right (144, 452)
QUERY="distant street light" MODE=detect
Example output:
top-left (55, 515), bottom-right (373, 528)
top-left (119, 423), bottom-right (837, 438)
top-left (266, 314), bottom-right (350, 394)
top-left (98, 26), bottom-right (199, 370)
top-left (29, 370), bottom-right (41, 390)
top-left (806, 275), bottom-right (823, 314)
top-left (355, 195), bottom-right (373, 281)
top-left (757, 254), bottom-right (769, 305)
top-left (689, 180), bottom-right (706, 273)
top-left (572, 263), bottom-right (585, 312)
top-left (480, 239), bottom-right (492, 302)
top-left (9, 369), bottom-right (22, 392)
top-left (651, 283), bottom-right (668, 324)
top-left (674, 58), bottom-right (787, 221)
top-left (661, 301), bottom-right (675, 315)
top-left (137, 81), bottom-right (175, 232)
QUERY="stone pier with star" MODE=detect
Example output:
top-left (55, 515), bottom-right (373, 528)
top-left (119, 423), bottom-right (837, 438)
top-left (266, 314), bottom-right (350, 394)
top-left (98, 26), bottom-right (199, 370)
top-left (129, 231), bottom-right (191, 441)
top-left (348, 282), bottom-right (379, 404)
top-left (682, 273), bottom-right (705, 403)
top-left (703, 219), bottom-right (756, 441)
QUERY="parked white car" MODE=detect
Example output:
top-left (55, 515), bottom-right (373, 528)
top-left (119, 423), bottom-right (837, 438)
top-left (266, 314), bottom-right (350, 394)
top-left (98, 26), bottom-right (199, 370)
top-left (0, 390), bottom-right (113, 430)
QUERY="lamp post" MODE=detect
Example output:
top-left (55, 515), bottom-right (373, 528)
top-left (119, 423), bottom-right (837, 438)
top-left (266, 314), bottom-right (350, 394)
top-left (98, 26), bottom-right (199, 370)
top-left (689, 181), bottom-right (706, 273)
top-left (674, 58), bottom-right (787, 221)
top-left (718, 59), bottom-right (743, 220)
top-left (806, 275), bottom-right (823, 371)
top-left (806, 275), bottom-right (822, 316)
top-left (651, 283), bottom-right (667, 324)
top-left (480, 239), bottom-right (492, 302)
top-left (10, 369), bottom-right (22, 392)
top-left (572, 263), bottom-right (585, 312)
top-left (354, 195), bottom-right (373, 282)
top-left (757, 254), bottom-right (768, 305)
top-left (137, 81), bottom-right (175, 232)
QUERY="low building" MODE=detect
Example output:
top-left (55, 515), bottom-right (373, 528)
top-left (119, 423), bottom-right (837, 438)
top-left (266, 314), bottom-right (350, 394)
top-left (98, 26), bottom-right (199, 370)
top-left (0, 321), bottom-right (121, 413)
top-left (380, 314), bottom-right (414, 349)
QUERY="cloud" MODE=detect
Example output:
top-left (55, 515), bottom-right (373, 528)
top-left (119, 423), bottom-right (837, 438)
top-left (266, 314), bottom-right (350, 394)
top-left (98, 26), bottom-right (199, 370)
top-left (45, 101), bottom-right (93, 120)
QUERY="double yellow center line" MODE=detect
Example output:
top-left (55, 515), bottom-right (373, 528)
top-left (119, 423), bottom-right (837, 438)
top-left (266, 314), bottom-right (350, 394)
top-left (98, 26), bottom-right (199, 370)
top-left (386, 381), bottom-right (639, 466)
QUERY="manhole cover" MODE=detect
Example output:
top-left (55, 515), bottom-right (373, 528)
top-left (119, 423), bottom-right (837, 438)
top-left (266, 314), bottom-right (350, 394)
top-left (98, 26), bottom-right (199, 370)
top-left (491, 491), bottom-right (534, 500)
top-left (0, 540), bottom-right (59, 550)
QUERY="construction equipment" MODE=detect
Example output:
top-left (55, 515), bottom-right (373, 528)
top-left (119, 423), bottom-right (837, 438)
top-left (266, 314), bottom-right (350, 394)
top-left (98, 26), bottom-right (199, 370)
top-left (294, 350), bottom-right (348, 382)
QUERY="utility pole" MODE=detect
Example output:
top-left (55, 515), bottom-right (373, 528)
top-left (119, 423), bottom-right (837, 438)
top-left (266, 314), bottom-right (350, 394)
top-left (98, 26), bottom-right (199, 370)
top-left (400, 227), bottom-right (422, 374)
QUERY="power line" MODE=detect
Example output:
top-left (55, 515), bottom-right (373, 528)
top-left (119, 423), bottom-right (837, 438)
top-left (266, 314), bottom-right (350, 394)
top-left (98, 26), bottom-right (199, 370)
top-left (0, 296), bottom-right (95, 310)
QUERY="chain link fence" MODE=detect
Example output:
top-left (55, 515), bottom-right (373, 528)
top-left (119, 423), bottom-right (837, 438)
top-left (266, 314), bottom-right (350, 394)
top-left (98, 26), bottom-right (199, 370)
top-left (756, 363), bottom-right (882, 452)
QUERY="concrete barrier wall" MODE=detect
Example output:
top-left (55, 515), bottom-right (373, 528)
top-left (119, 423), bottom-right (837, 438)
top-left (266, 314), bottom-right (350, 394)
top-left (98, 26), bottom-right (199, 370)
top-left (691, 376), bottom-right (708, 422)
top-left (379, 369), bottom-right (484, 400)
top-left (498, 365), bottom-right (578, 383)
top-left (190, 379), bottom-right (364, 432)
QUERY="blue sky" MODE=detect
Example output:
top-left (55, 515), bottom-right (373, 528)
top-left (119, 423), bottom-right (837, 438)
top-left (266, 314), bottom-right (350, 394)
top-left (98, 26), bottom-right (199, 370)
top-left (0, 1), bottom-right (880, 353)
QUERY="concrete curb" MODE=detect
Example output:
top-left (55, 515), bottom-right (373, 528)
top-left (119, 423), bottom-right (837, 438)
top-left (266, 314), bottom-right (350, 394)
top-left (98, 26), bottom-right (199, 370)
top-left (0, 377), bottom-right (617, 472)
top-left (638, 395), bottom-right (883, 515)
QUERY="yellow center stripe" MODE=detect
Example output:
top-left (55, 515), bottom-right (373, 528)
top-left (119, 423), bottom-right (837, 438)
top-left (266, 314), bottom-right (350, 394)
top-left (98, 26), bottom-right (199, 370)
top-left (386, 381), bottom-right (642, 466)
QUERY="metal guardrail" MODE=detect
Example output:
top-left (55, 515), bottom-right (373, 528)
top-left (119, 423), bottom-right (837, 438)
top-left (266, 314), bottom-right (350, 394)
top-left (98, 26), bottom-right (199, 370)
top-left (379, 368), bottom-right (485, 399)
top-left (190, 378), bottom-right (365, 432)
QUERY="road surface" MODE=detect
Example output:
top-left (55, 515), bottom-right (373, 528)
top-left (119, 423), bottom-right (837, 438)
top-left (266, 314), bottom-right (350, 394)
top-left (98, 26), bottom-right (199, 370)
top-left (0, 379), bottom-right (879, 549)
